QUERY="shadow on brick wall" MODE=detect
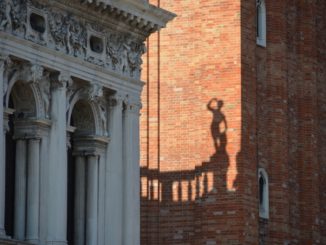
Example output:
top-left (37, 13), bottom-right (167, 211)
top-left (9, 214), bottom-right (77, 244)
top-left (141, 99), bottom-right (240, 244)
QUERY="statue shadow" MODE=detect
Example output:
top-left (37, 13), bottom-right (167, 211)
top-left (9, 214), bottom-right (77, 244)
top-left (141, 98), bottom-right (239, 244)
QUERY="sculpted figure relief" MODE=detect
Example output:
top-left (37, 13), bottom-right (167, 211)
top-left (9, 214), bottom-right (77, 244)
top-left (48, 12), bottom-right (68, 51)
top-left (0, 0), bottom-right (12, 31)
top-left (106, 34), bottom-right (123, 70)
top-left (10, 0), bottom-right (26, 35)
top-left (128, 41), bottom-right (145, 77)
top-left (67, 19), bottom-right (87, 57)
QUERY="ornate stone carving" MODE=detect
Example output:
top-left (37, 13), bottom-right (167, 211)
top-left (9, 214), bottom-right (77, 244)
top-left (124, 95), bottom-right (142, 114)
top-left (50, 71), bottom-right (72, 89)
top-left (108, 93), bottom-right (124, 108)
top-left (0, 0), bottom-right (12, 31)
top-left (10, 0), bottom-right (27, 35)
top-left (37, 72), bottom-right (50, 118)
top-left (0, 0), bottom-right (147, 79)
top-left (48, 11), bottom-right (69, 52)
top-left (127, 40), bottom-right (146, 77)
top-left (66, 18), bottom-right (87, 57)
top-left (87, 84), bottom-right (107, 135)
top-left (106, 33), bottom-right (123, 71)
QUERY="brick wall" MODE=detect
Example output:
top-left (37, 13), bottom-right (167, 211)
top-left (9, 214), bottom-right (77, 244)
top-left (140, 0), bottom-right (326, 244)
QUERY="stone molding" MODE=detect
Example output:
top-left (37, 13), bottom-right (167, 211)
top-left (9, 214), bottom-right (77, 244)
top-left (72, 135), bottom-right (109, 156)
top-left (78, 0), bottom-right (175, 33)
top-left (13, 118), bottom-right (51, 139)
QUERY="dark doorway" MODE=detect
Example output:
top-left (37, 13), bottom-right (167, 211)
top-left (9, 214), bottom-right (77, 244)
top-left (67, 145), bottom-right (75, 245)
top-left (5, 97), bottom-right (16, 237)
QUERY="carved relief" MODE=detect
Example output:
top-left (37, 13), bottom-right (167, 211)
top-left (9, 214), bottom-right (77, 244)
top-left (10, 0), bottom-right (27, 35)
top-left (48, 12), bottom-right (68, 51)
top-left (87, 84), bottom-right (107, 135)
top-left (0, 0), bottom-right (12, 31)
top-left (0, 0), bottom-right (146, 79)
top-left (66, 18), bottom-right (87, 57)
top-left (127, 40), bottom-right (146, 77)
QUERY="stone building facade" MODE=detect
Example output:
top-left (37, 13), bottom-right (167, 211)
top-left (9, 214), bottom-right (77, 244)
top-left (0, 0), bottom-right (174, 245)
top-left (141, 0), bottom-right (326, 244)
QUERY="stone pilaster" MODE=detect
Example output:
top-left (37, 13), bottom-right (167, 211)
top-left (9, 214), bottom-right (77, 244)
top-left (0, 55), bottom-right (9, 237)
top-left (123, 96), bottom-right (142, 245)
top-left (105, 93), bottom-right (124, 244)
top-left (47, 72), bottom-right (70, 245)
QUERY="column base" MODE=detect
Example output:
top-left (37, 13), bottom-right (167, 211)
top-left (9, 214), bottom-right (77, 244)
top-left (25, 238), bottom-right (39, 244)
top-left (0, 229), bottom-right (8, 238)
top-left (46, 241), bottom-right (67, 245)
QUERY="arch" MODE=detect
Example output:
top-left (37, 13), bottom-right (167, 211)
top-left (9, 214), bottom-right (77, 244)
top-left (4, 64), bottom-right (47, 119)
top-left (67, 87), bottom-right (107, 136)
top-left (9, 81), bottom-right (37, 118)
top-left (70, 99), bottom-right (96, 135)
top-left (256, 0), bottom-right (266, 47)
top-left (258, 168), bottom-right (269, 219)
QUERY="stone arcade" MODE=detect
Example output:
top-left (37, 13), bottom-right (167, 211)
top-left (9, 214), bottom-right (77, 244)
top-left (0, 0), bottom-right (174, 244)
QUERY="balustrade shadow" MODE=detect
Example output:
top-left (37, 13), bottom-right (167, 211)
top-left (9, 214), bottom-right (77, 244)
top-left (141, 99), bottom-right (240, 244)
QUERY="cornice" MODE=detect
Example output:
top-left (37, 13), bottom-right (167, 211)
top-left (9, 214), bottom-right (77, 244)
top-left (79, 0), bottom-right (176, 34)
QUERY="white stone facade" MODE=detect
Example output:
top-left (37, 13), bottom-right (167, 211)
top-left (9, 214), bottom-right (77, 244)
top-left (0, 0), bottom-right (174, 244)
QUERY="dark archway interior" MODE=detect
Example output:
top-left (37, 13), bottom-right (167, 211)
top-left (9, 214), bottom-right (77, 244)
top-left (5, 95), bottom-right (15, 237)
top-left (67, 100), bottom-right (95, 245)
top-left (4, 82), bottom-right (36, 238)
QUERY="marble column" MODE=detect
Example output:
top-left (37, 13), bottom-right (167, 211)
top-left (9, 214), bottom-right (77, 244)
top-left (86, 155), bottom-right (98, 245)
top-left (97, 152), bottom-right (105, 245)
top-left (14, 139), bottom-right (27, 240)
top-left (105, 94), bottom-right (123, 245)
top-left (0, 56), bottom-right (7, 237)
top-left (74, 155), bottom-right (86, 245)
top-left (47, 73), bottom-right (69, 245)
top-left (123, 98), bottom-right (141, 245)
top-left (26, 138), bottom-right (41, 243)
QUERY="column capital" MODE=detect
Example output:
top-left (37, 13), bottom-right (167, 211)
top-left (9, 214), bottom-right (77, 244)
top-left (108, 92), bottom-right (124, 108)
top-left (50, 72), bottom-right (72, 89)
top-left (123, 96), bottom-right (142, 114)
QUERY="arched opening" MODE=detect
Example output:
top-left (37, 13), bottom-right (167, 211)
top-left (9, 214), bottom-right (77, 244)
top-left (4, 96), bottom-right (15, 237)
top-left (67, 99), bottom-right (96, 245)
top-left (256, 0), bottom-right (266, 47)
top-left (258, 168), bottom-right (269, 219)
top-left (4, 81), bottom-right (37, 239)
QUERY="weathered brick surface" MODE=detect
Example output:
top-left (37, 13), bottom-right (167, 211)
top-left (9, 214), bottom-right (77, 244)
top-left (140, 0), bottom-right (326, 244)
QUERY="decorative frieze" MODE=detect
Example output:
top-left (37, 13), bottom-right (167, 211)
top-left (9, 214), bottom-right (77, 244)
top-left (0, 0), bottom-right (147, 79)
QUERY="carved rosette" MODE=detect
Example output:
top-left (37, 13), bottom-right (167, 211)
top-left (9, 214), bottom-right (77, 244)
top-left (0, 0), bottom-right (147, 79)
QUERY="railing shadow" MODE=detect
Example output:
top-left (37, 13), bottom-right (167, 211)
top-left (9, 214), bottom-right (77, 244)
top-left (141, 98), bottom-right (239, 244)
